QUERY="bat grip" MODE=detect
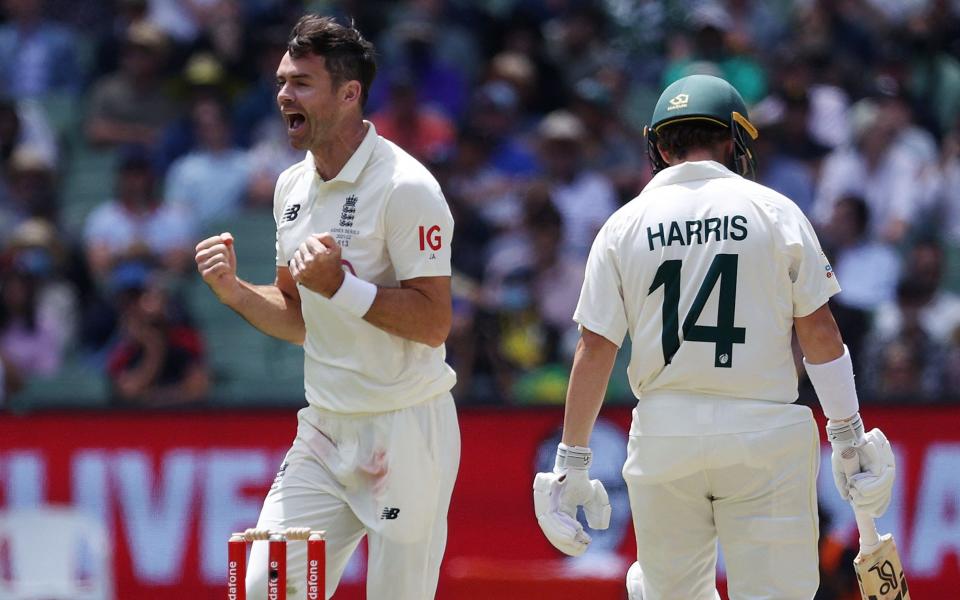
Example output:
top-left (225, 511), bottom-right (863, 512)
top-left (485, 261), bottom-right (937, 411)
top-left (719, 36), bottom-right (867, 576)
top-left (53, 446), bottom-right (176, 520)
top-left (839, 445), bottom-right (882, 551)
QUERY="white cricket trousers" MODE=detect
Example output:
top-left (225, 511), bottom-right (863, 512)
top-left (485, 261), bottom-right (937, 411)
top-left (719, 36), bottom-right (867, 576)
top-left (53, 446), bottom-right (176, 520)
top-left (246, 393), bottom-right (460, 600)
top-left (623, 398), bottom-right (820, 600)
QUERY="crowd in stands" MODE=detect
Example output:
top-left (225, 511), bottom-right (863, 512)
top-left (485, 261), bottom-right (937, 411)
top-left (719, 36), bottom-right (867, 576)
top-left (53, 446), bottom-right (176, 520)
top-left (2, 0), bottom-right (960, 412)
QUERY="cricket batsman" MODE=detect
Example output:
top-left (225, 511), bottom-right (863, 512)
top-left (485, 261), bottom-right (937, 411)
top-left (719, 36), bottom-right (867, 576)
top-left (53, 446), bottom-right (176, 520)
top-left (533, 74), bottom-right (897, 599)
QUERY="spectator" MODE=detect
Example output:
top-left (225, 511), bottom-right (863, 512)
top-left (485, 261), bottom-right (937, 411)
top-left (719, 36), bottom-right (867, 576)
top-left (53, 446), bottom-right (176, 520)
top-left (813, 98), bottom-right (927, 243)
top-left (0, 0), bottom-right (81, 99)
top-left (233, 24), bottom-right (288, 146)
top-left (569, 77), bottom-right (646, 203)
top-left (825, 196), bottom-right (901, 311)
top-left (466, 81), bottom-right (539, 178)
top-left (164, 96), bottom-right (250, 226)
top-left (662, 4), bottom-right (767, 104)
top-left (92, 0), bottom-right (151, 80)
top-left (542, 4), bottom-right (615, 91)
top-left (373, 11), bottom-right (477, 119)
top-left (83, 146), bottom-right (194, 284)
top-left (371, 73), bottom-right (456, 163)
top-left (153, 54), bottom-right (232, 173)
top-left (752, 83), bottom-right (829, 215)
top-left (480, 186), bottom-right (584, 403)
top-left (85, 22), bottom-right (177, 148)
top-left (873, 239), bottom-right (960, 345)
top-left (0, 97), bottom-right (57, 171)
top-left (105, 262), bottom-right (209, 405)
top-left (822, 195), bottom-right (900, 369)
top-left (244, 116), bottom-right (304, 209)
top-left (536, 110), bottom-right (617, 256)
top-left (0, 245), bottom-right (70, 380)
top-left (861, 281), bottom-right (945, 402)
top-left (0, 145), bottom-right (58, 233)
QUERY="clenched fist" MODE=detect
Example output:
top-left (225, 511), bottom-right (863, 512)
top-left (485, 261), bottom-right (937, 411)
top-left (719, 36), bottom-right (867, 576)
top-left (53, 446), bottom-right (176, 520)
top-left (195, 232), bottom-right (241, 304)
top-left (289, 233), bottom-right (345, 297)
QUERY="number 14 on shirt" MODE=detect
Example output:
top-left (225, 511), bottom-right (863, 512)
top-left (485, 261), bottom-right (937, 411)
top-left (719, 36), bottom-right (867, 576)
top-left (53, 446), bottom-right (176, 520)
top-left (648, 253), bottom-right (746, 368)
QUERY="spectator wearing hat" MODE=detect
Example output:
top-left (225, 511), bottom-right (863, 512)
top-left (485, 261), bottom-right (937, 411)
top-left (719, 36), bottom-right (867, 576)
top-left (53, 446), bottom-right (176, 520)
top-left (0, 0), bottom-right (81, 99)
top-left (0, 220), bottom-right (79, 383)
top-left (104, 262), bottom-right (209, 406)
top-left (536, 110), bottom-right (617, 257)
top-left (85, 22), bottom-right (178, 148)
top-left (0, 145), bottom-right (58, 235)
top-left (83, 146), bottom-right (194, 284)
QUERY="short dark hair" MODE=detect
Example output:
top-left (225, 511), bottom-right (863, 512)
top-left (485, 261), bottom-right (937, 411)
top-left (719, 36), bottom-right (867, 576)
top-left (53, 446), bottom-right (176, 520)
top-left (656, 121), bottom-right (729, 160)
top-left (287, 15), bottom-right (377, 108)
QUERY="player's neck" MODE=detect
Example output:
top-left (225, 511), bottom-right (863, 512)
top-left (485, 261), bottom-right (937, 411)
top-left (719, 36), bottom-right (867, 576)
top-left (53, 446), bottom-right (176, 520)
top-left (671, 148), bottom-right (720, 164)
top-left (311, 119), bottom-right (368, 181)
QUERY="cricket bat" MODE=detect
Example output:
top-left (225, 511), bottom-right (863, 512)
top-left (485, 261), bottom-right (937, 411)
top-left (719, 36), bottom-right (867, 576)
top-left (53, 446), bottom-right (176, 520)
top-left (840, 445), bottom-right (910, 600)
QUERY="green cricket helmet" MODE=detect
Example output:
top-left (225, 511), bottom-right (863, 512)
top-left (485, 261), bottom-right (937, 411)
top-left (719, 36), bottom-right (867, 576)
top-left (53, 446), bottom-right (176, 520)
top-left (645, 74), bottom-right (759, 179)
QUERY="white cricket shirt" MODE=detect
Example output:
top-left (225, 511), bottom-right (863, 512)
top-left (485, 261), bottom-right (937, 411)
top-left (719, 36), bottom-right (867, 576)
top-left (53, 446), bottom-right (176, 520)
top-left (575, 161), bottom-right (840, 429)
top-left (273, 122), bottom-right (456, 414)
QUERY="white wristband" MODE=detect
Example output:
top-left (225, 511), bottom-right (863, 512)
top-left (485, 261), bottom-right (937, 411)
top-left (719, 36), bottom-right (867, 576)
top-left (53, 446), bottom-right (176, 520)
top-left (555, 443), bottom-right (592, 472)
top-left (329, 272), bottom-right (377, 318)
top-left (804, 345), bottom-right (860, 421)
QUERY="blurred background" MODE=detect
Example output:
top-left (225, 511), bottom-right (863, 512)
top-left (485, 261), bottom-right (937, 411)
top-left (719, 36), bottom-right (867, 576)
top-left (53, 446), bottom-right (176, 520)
top-left (1, 0), bottom-right (960, 598)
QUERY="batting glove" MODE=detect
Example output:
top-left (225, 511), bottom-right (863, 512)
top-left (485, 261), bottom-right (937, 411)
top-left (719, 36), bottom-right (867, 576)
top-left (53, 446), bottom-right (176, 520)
top-left (533, 444), bottom-right (611, 556)
top-left (826, 414), bottom-right (896, 518)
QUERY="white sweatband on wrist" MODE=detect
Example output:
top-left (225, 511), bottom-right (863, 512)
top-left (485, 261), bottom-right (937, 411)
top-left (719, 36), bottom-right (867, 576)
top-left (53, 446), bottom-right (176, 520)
top-left (825, 412), bottom-right (864, 445)
top-left (555, 443), bottom-right (592, 471)
top-left (803, 345), bottom-right (860, 421)
top-left (329, 272), bottom-right (377, 318)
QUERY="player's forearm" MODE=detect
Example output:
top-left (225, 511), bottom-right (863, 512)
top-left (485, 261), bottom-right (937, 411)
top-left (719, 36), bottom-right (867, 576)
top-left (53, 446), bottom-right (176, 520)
top-left (363, 286), bottom-right (451, 347)
top-left (225, 280), bottom-right (306, 345)
top-left (795, 303), bottom-right (844, 364)
top-left (561, 330), bottom-right (619, 447)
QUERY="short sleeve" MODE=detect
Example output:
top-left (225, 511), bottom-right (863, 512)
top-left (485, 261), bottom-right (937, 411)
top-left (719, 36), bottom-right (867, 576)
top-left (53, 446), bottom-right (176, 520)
top-left (573, 223), bottom-right (629, 347)
top-left (272, 167), bottom-right (294, 267)
top-left (384, 178), bottom-right (454, 281)
top-left (782, 205), bottom-right (842, 317)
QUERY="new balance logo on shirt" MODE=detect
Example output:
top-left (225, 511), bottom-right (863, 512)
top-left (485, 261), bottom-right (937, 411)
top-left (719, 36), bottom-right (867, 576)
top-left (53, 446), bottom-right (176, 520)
top-left (282, 204), bottom-right (301, 223)
top-left (380, 507), bottom-right (400, 520)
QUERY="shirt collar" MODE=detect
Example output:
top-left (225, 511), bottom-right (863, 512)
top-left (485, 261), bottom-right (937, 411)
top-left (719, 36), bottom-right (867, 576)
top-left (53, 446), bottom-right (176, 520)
top-left (643, 160), bottom-right (739, 192)
top-left (313, 120), bottom-right (379, 184)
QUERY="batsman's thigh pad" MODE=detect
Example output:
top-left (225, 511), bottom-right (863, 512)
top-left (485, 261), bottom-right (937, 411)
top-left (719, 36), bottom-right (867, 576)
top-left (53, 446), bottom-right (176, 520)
top-left (712, 420), bottom-right (820, 600)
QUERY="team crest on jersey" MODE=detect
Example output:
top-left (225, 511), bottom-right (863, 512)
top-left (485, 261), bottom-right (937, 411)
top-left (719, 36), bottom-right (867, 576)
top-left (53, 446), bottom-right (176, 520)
top-left (340, 194), bottom-right (358, 227)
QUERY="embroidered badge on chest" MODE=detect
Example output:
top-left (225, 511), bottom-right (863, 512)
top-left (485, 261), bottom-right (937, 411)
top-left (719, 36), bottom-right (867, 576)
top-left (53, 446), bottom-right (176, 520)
top-left (333, 194), bottom-right (361, 248)
top-left (339, 194), bottom-right (358, 227)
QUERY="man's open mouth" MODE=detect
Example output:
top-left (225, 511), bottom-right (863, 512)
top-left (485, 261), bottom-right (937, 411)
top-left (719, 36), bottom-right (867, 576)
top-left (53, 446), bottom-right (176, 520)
top-left (285, 112), bottom-right (306, 131)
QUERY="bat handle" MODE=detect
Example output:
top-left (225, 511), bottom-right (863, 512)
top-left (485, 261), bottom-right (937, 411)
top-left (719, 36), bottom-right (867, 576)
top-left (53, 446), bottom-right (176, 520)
top-left (839, 445), bottom-right (882, 551)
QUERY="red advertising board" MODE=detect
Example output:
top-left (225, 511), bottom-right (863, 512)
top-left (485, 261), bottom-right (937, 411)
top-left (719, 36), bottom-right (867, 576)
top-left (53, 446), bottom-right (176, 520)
top-left (1, 405), bottom-right (958, 598)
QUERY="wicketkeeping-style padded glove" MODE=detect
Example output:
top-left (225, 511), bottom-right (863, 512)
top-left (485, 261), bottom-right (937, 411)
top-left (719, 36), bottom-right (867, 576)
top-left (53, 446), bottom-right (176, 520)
top-left (532, 443), bottom-right (611, 556)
